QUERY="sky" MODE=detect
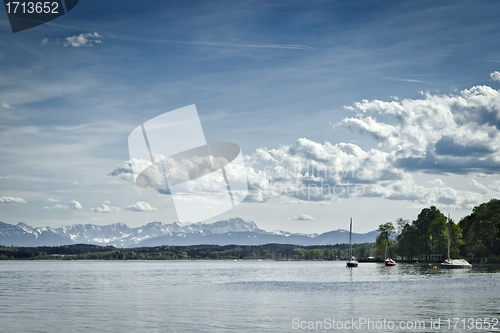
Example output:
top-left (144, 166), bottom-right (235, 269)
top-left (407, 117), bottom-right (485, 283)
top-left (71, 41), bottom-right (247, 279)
top-left (1, 0), bottom-right (500, 233)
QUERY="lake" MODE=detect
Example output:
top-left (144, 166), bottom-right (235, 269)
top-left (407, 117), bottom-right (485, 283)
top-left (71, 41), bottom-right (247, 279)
top-left (0, 260), bottom-right (499, 332)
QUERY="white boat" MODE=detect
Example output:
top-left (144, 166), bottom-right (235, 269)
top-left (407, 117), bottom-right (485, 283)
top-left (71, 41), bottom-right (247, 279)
top-left (439, 258), bottom-right (472, 269)
top-left (439, 214), bottom-right (472, 269)
top-left (346, 218), bottom-right (358, 268)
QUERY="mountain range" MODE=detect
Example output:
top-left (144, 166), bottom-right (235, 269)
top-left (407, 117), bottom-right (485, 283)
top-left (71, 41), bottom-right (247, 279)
top-left (0, 218), bottom-right (378, 248)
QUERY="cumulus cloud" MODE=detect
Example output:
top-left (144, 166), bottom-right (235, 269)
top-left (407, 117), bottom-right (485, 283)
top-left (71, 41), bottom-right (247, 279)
top-left (2, 102), bottom-right (13, 109)
top-left (491, 71), bottom-right (500, 82)
top-left (111, 144), bottom-right (488, 210)
top-left (64, 32), bottom-right (103, 47)
top-left (125, 201), bottom-right (158, 212)
top-left (0, 196), bottom-right (26, 204)
top-left (245, 137), bottom-right (403, 202)
top-left (44, 203), bottom-right (68, 209)
top-left (108, 73), bottom-right (499, 211)
top-left (109, 160), bottom-right (134, 182)
top-left (244, 138), bottom-right (481, 209)
top-left (242, 73), bottom-right (500, 210)
top-left (90, 203), bottom-right (120, 213)
top-left (429, 179), bottom-right (445, 187)
top-left (294, 214), bottom-right (315, 221)
top-left (342, 73), bottom-right (500, 173)
top-left (43, 200), bottom-right (81, 210)
top-left (70, 200), bottom-right (82, 210)
top-left (108, 158), bottom-right (176, 195)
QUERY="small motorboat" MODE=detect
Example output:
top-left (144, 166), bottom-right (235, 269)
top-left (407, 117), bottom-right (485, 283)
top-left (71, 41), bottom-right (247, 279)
top-left (439, 258), bottom-right (472, 269)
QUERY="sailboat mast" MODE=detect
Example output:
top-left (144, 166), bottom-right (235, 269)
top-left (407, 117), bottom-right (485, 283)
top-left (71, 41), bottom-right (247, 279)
top-left (385, 235), bottom-right (388, 259)
top-left (349, 218), bottom-right (352, 258)
top-left (447, 214), bottom-right (451, 260)
top-left (386, 232), bottom-right (392, 257)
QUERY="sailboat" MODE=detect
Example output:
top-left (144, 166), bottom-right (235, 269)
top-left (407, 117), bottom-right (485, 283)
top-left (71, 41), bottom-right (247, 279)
top-left (384, 234), bottom-right (396, 266)
top-left (439, 215), bottom-right (472, 269)
top-left (346, 218), bottom-right (358, 268)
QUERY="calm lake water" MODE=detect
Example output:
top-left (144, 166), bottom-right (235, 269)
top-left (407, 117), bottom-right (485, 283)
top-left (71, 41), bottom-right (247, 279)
top-left (0, 260), bottom-right (499, 332)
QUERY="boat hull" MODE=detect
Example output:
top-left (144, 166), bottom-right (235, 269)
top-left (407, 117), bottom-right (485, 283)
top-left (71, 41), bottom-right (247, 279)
top-left (384, 258), bottom-right (396, 266)
top-left (346, 261), bottom-right (358, 267)
top-left (439, 259), bottom-right (472, 269)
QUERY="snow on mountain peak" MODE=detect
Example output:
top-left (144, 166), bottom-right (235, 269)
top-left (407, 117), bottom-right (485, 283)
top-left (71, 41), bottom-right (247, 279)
top-left (0, 219), bottom-right (378, 247)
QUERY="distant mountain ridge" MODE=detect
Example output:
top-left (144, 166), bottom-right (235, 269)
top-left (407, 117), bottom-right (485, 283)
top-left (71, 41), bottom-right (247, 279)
top-left (0, 218), bottom-right (378, 247)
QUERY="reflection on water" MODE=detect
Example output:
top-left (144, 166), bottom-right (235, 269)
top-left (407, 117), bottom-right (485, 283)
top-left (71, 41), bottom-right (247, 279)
top-left (0, 261), bottom-right (499, 332)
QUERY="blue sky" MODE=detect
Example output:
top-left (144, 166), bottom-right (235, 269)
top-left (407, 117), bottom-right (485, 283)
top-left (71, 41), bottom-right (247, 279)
top-left (1, 0), bottom-right (500, 233)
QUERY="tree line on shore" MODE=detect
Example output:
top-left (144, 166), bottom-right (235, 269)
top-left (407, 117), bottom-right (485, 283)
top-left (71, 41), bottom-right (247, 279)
top-left (377, 198), bottom-right (500, 263)
top-left (0, 243), bottom-right (373, 261)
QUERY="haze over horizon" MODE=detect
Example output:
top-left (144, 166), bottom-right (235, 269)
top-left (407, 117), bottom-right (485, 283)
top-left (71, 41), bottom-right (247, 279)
top-left (2, 1), bottom-right (500, 234)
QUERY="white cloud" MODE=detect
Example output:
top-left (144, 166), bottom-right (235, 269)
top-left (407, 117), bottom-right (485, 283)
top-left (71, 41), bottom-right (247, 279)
top-left (294, 214), bottom-right (315, 221)
top-left (90, 203), bottom-right (120, 213)
top-left (245, 74), bottom-right (500, 211)
top-left (245, 138), bottom-right (403, 202)
top-left (491, 71), bottom-right (500, 82)
top-left (44, 203), bottom-right (68, 209)
top-left (125, 201), bottom-right (158, 212)
top-left (429, 179), bottom-right (445, 186)
top-left (2, 101), bottom-right (13, 109)
top-left (0, 196), bottom-right (26, 204)
top-left (342, 75), bottom-right (500, 173)
top-left (108, 73), bottom-right (500, 212)
top-left (71, 180), bottom-right (92, 186)
top-left (43, 200), bottom-right (81, 210)
top-left (245, 138), bottom-right (481, 209)
top-left (108, 160), bottom-right (135, 182)
top-left (64, 32), bottom-right (103, 48)
top-left (70, 200), bottom-right (82, 210)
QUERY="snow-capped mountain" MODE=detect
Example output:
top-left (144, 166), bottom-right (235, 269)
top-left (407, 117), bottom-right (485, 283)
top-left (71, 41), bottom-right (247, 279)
top-left (0, 218), bottom-right (378, 247)
top-left (56, 223), bottom-right (134, 246)
top-left (0, 221), bottom-right (70, 246)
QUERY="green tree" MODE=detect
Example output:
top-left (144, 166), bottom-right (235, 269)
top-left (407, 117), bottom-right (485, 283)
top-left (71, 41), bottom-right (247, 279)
top-left (397, 223), bottom-right (419, 260)
top-left (460, 199), bottom-right (500, 261)
top-left (376, 222), bottom-right (396, 258)
top-left (413, 206), bottom-right (447, 260)
top-left (395, 217), bottom-right (409, 234)
top-left (448, 218), bottom-right (463, 258)
top-left (352, 243), bottom-right (374, 259)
